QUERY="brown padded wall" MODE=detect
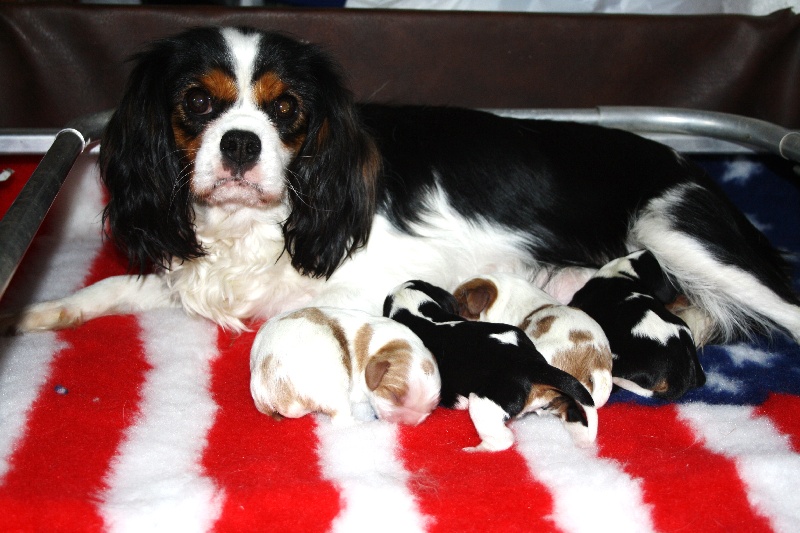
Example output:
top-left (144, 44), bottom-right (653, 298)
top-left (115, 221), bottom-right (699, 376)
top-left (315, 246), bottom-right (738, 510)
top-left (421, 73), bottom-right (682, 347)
top-left (1, 5), bottom-right (799, 128)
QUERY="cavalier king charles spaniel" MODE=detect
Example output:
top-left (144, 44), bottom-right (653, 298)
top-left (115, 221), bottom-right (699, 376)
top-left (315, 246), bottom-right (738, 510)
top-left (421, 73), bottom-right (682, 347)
top-left (3, 26), bottom-right (800, 349)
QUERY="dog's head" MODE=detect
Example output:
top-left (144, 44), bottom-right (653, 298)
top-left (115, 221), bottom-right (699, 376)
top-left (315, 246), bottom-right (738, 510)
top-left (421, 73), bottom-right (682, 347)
top-left (595, 250), bottom-right (679, 304)
top-left (384, 280), bottom-right (461, 324)
top-left (100, 27), bottom-right (379, 277)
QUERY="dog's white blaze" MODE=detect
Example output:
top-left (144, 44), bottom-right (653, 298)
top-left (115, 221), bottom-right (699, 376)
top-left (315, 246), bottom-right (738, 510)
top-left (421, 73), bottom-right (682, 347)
top-left (631, 309), bottom-right (684, 345)
top-left (490, 330), bottom-right (519, 346)
top-left (678, 403), bottom-right (800, 533)
top-left (221, 28), bottom-right (260, 106)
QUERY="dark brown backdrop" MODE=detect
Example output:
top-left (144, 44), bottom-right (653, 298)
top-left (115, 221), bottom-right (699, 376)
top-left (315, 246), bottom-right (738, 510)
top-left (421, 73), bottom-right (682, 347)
top-left (2, 5), bottom-right (799, 128)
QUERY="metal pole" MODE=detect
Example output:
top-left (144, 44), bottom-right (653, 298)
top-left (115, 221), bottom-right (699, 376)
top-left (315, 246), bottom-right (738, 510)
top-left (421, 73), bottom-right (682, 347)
top-left (487, 107), bottom-right (800, 164)
top-left (0, 129), bottom-right (86, 297)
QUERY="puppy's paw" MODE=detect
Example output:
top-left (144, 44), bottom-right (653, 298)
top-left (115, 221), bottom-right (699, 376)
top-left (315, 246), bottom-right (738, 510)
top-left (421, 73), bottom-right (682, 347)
top-left (462, 430), bottom-right (514, 453)
top-left (329, 412), bottom-right (358, 427)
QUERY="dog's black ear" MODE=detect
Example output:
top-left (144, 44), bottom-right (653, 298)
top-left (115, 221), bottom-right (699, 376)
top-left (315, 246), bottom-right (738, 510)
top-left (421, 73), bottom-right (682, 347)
top-left (282, 51), bottom-right (380, 279)
top-left (99, 39), bottom-right (204, 273)
top-left (631, 250), bottom-right (679, 304)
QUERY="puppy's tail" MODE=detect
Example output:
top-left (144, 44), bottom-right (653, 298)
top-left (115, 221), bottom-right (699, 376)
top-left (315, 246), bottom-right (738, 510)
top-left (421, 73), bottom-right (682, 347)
top-left (533, 364), bottom-right (597, 446)
top-left (632, 181), bottom-right (800, 345)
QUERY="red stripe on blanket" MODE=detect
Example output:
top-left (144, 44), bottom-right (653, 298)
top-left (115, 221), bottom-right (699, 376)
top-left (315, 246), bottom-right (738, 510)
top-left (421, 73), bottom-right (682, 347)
top-left (597, 403), bottom-right (773, 532)
top-left (0, 155), bottom-right (41, 219)
top-left (203, 329), bottom-right (341, 532)
top-left (755, 393), bottom-right (800, 452)
top-left (0, 243), bottom-right (146, 531)
top-left (399, 409), bottom-right (561, 533)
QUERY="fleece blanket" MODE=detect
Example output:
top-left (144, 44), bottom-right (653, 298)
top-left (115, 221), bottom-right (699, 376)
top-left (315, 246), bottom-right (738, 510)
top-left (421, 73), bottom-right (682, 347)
top-left (0, 147), bottom-right (799, 533)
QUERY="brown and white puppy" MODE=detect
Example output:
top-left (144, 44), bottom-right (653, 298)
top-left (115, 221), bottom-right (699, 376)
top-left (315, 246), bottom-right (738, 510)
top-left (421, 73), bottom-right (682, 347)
top-left (454, 273), bottom-right (614, 409)
top-left (250, 307), bottom-right (440, 426)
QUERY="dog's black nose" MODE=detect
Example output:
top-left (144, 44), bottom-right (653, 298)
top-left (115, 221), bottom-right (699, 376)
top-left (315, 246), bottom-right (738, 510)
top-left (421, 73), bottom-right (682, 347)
top-left (220, 130), bottom-right (261, 166)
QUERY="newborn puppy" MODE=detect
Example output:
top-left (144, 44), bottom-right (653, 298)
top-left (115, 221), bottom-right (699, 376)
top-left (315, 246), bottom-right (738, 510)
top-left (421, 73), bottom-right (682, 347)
top-left (250, 307), bottom-right (441, 426)
top-left (569, 250), bottom-right (705, 401)
top-left (453, 273), bottom-right (613, 408)
top-left (384, 280), bottom-right (596, 452)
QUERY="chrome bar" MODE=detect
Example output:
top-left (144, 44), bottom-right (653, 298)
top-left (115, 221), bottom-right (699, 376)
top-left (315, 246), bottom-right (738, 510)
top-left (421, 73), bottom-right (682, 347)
top-left (0, 129), bottom-right (86, 296)
top-left (0, 110), bottom-right (111, 298)
top-left (487, 107), bottom-right (800, 163)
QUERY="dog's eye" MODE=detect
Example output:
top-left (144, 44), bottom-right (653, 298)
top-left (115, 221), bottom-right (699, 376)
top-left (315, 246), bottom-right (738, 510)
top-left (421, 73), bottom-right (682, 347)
top-left (184, 88), bottom-right (213, 116)
top-left (273, 95), bottom-right (298, 120)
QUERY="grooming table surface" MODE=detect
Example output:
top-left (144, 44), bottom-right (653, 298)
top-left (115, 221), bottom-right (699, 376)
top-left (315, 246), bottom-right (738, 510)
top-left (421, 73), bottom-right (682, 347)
top-left (0, 153), bottom-right (799, 532)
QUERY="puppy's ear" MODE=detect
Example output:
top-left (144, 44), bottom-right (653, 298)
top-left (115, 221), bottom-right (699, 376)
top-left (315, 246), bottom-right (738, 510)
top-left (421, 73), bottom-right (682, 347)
top-left (100, 37), bottom-right (205, 272)
top-left (365, 359), bottom-right (391, 391)
top-left (453, 279), bottom-right (498, 320)
top-left (631, 250), bottom-right (678, 304)
top-left (283, 51), bottom-right (380, 279)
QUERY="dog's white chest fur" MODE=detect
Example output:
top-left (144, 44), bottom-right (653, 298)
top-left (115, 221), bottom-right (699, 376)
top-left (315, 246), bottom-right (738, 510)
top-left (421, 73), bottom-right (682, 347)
top-left (167, 195), bottom-right (538, 330)
top-left (166, 205), bottom-right (315, 329)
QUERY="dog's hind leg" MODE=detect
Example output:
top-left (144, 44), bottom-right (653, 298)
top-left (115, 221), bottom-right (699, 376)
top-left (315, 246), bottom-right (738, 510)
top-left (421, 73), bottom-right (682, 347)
top-left (463, 393), bottom-right (515, 452)
top-left (0, 274), bottom-right (177, 334)
top-left (631, 183), bottom-right (800, 345)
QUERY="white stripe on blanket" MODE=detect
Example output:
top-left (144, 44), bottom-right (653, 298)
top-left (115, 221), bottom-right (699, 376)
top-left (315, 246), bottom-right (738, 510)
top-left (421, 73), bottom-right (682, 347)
top-left (316, 418), bottom-right (431, 533)
top-left (678, 403), bottom-right (800, 533)
top-left (98, 309), bottom-right (223, 532)
top-left (514, 415), bottom-right (656, 533)
top-left (0, 155), bottom-right (104, 482)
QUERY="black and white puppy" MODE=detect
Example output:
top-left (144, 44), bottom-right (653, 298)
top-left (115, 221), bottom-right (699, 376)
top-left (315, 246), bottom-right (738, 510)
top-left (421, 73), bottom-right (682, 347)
top-left (384, 280), bottom-right (596, 452)
top-left (569, 250), bottom-right (705, 401)
top-left (3, 27), bottom-right (799, 354)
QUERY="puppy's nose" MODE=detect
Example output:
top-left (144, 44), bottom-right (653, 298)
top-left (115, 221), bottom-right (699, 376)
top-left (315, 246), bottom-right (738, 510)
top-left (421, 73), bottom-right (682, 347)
top-left (220, 130), bottom-right (261, 166)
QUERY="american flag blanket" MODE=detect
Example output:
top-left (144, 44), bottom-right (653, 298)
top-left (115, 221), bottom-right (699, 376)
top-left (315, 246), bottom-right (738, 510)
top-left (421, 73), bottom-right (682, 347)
top-left (0, 149), bottom-right (799, 533)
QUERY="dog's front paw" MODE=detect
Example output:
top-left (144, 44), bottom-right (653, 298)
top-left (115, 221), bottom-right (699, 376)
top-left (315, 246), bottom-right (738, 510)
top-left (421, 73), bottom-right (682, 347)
top-left (0, 304), bottom-right (84, 335)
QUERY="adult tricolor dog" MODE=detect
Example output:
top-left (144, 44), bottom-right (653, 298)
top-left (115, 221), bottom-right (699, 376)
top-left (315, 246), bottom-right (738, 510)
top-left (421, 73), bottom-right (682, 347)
top-left (1, 152), bottom-right (800, 532)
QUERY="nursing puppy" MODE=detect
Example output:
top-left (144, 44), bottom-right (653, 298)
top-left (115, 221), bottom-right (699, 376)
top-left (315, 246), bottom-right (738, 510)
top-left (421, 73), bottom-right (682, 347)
top-left (569, 250), bottom-right (705, 401)
top-left (250, 307), bottom-right (441, 426)
top-left (384, 280), bottom-right (596, 452)
top-left (454, 273), bottom-right (614, 408)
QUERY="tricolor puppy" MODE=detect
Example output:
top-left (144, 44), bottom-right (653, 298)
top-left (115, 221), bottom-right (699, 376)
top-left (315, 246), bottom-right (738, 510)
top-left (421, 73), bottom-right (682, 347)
top-left (569, 250), bottom-right (705, 401)
top-left (250, 307), bottom-right (440, 426)
top-left (454, 273), bottom-right (613, 408)
top-left (384, 280), bottom-right (596, 452)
